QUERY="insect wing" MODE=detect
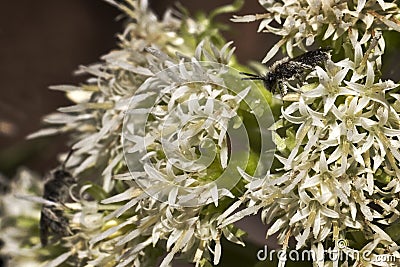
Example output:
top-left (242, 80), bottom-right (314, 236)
top-left (292, 48), bottom-right (331, 67)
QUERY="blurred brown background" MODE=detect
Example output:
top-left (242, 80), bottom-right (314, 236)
top-left (0, 0), bottom-right (273, 176)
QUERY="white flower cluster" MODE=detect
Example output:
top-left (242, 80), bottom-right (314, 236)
top-left (123, 41), bottom-right (258, 204)
top-left (28, 0), bottom-right (186, 193)
top-left (5, 0), bottom-right (400, 266)
top-left (18, 1), bottom-right (271, 266)
top-left (244, 59), bottom-right (400, 267)
top-left (86, 43), bottom-right (251, 267)
top-left (228, 0), bottom-right (400, 267)
top-left (232, 0), bottom-right (400, 63)
top-left (0, 169), bottom-right (43, 267)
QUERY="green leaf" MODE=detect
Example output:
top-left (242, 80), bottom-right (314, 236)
top-left (209, 0), bottom-right (245, 20)
top-left (82, 182), bottom-right (108, 201)
top-left (385, 220), bottom-right (400, 242)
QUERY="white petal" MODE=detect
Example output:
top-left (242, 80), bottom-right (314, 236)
top-left (44, 251), bottom-right (73, 267)
top-left (320, 206), bottom-right (339, 218)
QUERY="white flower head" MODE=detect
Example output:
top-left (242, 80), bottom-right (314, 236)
top-left (0, 169), bottom-right (43, 266)
top-left (78, 39), bottom-right (276, 267)
top-left (122, 41), bottom-right (275, 208)
top-left (226, 46), bottom-right (400, 266)
top-left (232, 0), bottom-right (400, 63)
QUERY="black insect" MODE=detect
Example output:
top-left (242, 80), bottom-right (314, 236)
top-left (0, 238), bottom-right (10, 267)
top-left (40, 150), bottom-right (76, 246)
top-left (241, 48), bottom-right (331, 96)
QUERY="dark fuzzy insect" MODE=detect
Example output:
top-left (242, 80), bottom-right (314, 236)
top-left (0, 238), bottom-right (10, 267)
top-left (40, 151), bottom-right (76, 246)
top-left (241, 48), bottom-right (331, 95)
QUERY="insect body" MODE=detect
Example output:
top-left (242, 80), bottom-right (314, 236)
top-left (40, 151), bottom-right (76, 246)
top-left (241, 48), bottom-right (331, 96)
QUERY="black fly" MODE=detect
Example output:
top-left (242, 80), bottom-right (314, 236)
top-left (240, 48), bottom-right (331, 96)
top-left (40, 150), bottom-right (76, 246)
